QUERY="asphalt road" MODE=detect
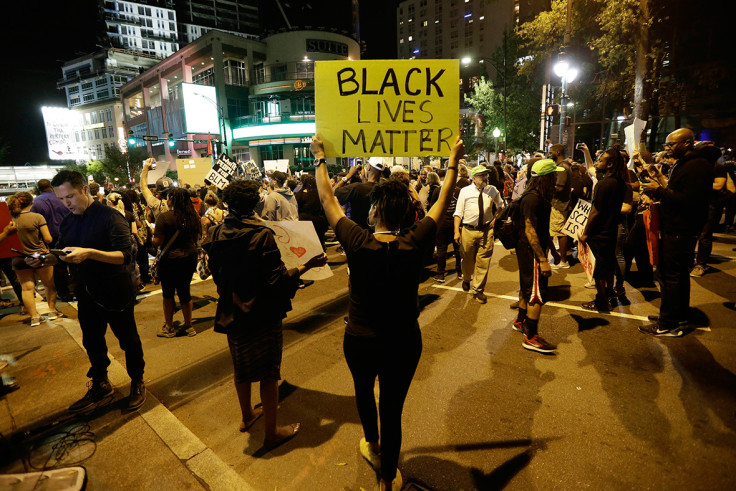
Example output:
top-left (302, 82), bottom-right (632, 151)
top-left (2, 233), bottom-right (735, 490)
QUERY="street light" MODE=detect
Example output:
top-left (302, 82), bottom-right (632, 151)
top-left (554, 51), bottom-right (579, 147)
top-left (492, 127), bottom-right (501, 156)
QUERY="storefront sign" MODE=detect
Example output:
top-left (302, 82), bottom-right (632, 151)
top-left (315, 59), bottom-right (459, 157)
top-left (306, 39), bottom-right (348, 56)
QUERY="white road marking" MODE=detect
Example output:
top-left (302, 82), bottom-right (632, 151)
top-left (431, 284), bottom-right (711, 330)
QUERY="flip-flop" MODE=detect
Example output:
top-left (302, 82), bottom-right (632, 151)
top-left (263, 423), bottom-right (300, 451)
top-left (239, 407), bottom-right (264, 432)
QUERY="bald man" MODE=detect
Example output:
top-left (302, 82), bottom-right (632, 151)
top-left (639, 128), bottom-right (714, 337)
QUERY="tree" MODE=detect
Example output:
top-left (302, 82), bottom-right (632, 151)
top-left (99, 145), bottom-right (149, 184)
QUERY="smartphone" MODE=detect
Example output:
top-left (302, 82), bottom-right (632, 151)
top-left (576, 143), bottom-right (584, 149)
top-left (49, 249), bottom-right (69, 256)
top-left (11, 248), bottom-right (36, 259)
top-left (151, 162), bottom-right (157, 169)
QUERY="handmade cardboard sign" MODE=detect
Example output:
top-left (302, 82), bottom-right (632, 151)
top-left (262, 220), bottom-right (332, 281)
top-left (315, 59), bottom-right (459, 157)
top-left (562, 199), bottom-right (591, 239)
top-left (176, 158), bottom-right (213, 187)
top-left (577, 239), bottom-right (596, 284)
top-left (204, 154), bottom-right (238, 189)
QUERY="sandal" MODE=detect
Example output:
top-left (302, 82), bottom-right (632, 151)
top-left (263, 423), bottom-right (300, 451)
top-left (239, 407), bottom-right (264, 432)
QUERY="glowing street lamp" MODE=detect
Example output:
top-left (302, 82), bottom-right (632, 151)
top-left (554, 52), bottom-right (579, 146)
top-left (493, 127), bottom-right (501, 154)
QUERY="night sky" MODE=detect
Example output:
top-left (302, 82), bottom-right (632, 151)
top-left (0, 0), bottom-right (399, 166)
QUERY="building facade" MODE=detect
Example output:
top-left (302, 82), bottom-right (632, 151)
top-left (120, 28), bottom-right (359, 170)
top-left (56, 49), bottom-right (161, 162)
top-left (103, 0), bottom-right (180, 58)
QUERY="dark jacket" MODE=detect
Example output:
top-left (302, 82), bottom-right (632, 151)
top-left (202, 216), bottom-right (300, 333)
top-left (652, 150), bottom-right (714, 236)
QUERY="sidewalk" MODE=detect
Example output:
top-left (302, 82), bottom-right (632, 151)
top-left (0, 296), bottom-right (251, 490)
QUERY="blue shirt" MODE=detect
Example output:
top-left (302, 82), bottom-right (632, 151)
top-left (30, 191), bottom-right (70, 240)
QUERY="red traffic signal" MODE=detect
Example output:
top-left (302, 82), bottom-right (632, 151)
top-left (546, 104), bottom-right (560, 117)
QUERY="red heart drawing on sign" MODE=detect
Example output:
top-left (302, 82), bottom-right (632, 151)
top-left (290, 246), bottom-right (307, 258)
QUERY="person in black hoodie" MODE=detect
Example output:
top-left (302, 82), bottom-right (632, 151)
top-left (639, 129), bottom-right (715, 336)
top-left (203, 179), bottom-right (326, 450)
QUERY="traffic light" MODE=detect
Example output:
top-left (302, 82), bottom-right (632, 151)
top-left (127, 130), bottom-right (136, 146)
top-left (168, 133), bottom-right (176, 148)
top-left (564, 116), bottom-right (572, 126)
top-left (546, 104), bottom-right (560, 117)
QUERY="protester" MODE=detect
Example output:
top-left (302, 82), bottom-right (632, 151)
top-left (202, 179), bottom-right (326, 449)
top-left (512, 159), bottom-right (564, 353)
top-left (691, 142), bottom-right (727, 277)
top-left (201, 191), bottom-right (225, 241)
top-left (453, 165), bottom-right (504, 303)
top-left (261, 171), bottom-right (298, 221)
top-left (140, 159), bottom-right (171, 220)
top-left (579, 146), bottom-right (629, 312)
top-left (639, 129), bottom-right (715, 336)
top-left (295, 174), bottom-right (329, 249)
top-left (311, 134), bottom-right (461, 491)
top-left (31, 179), bottom-right (73, 301)
top-left (126, 189), bottom-right (152, 285)
top-left (8, 192), bottom-right (58, 326)
top-left (548, 144), bottom-right (573, 269)
top-left (153, 187), bottom-right (202, 338)
top-left (41, 170), bottom-right (145, 412)
top-left (335, 160), bottom-right (384, 229)
top-left (0, 221), bottom-right (22, 310)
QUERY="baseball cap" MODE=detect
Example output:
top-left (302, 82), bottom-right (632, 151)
top-left (531, 159), bottom-right (565, 177)
top-left (156, 176), bottom-right (173, 191)
top-left (368, 157), bottom-right (385, 172)
top-left (470, 165), bottom-right (490, 178)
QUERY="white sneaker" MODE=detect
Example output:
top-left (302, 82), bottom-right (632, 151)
top-left (584, 281), bottom-right (596, 289)
top-left (551, 261), bottom-right (570, 270)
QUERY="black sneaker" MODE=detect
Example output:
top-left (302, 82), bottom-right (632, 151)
top-left (639, 323), bottom-right (684, 337)
top-left (509, 300), bottom-right (520, 310)
top-left (462, 281), bottom-right (470, 292)
top-left (433, 274), bottom-right (445, 283)
top-left (69, 379), bottom-right (114, 413)
top-left (646, 315), bottom-right (688, 327)
top-left (522, 334), bottom-right (556, 353)
top-left (582, 298), bottom-right (610, 313)
top-left (126, 380), bottom-right (146, 411)
top-left (473, 292), bottom-right (487, 304)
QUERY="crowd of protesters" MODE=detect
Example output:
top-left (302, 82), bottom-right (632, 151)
top-left (0, 127), bottom-right (734, 490)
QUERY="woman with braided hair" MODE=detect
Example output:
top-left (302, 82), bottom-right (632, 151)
top-left (311, 134), bottom-right (463, 491)
top-left (152, 187), bottom-right (201, 337)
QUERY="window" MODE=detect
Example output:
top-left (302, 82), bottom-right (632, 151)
top-left (75, 131), bottom-right (80, 142)
top-left (83, 94), bottom-right (95, 102)
top-left (108, 126), bottom-right (114, 137)
top-left (82, 82), bottom-right (93, 90)
top-left (81, 130), bottom-right (86, 141)
top-left (70, 97), bottom-right (80, 105)
top-left (69, 86), bottom-right (79, 94)
top-left (97, 90), bottom-right (109, 98)
top-left (99, 110), bottom-right (105, 121)
top-left (94, 129), bottom-right (100, 140)
top-left (87, 130), bottom-right (93, 140)
top-left (419, 0), bottom-right (427, 6)
top-left (451, 31), bottom-right (458, 39)
top-left (91, 112), bottom-right (98, 124)
top-left (422, 20), bottom-right (428, 27)
top-left (106, 109), bottom-right (112, 122)
top-left (102, 127), bottom-right (108, 139)
top-left (451, 20), bottom-right (458, 28)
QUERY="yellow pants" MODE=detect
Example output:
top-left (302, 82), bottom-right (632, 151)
top-left (460, 227), bottom-right (494, 294)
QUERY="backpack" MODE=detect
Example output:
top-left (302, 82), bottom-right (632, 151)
top-left (493, 197), bottom-right (523, 250)
top-left (503, 172), bottom-right (514, 200)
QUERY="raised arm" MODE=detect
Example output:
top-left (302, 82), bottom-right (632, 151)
top-left (310, 136), bottom-right (347, 229)
top-left (426, 138), bottom-right (463, 223)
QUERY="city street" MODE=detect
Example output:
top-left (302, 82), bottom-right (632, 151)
top-left (1, 233), bottom-right (735, 490)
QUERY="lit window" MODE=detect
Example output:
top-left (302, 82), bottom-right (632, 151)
top-left (480, 16), bottom-right (484, 20)
top-left (408, 36), bottom-right (413, 41)
top-left (423, 20), bottom-right (428, 26)
top-left (400, 38), bottom-right (404, 43)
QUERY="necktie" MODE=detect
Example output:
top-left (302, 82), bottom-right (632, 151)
top-left (477, 189), bottom-right (484, 227)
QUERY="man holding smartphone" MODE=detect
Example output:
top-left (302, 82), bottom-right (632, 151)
top-left (29, 170), bottom-right (146, 413)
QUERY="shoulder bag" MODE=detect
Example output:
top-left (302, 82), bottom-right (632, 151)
top-left (150, 229), bottom-right (180, 285)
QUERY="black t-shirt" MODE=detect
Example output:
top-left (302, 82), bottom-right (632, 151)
top-left (335, 215), bottom-right (437, 337)
top-left (335, 181), bottom-right (377, 230)
top-left (295, 188), bottom-right (325, 222)
top-left (589, 175), bottom-right (626, 241)
top-left (58, 200), bottom-right (134, 310)
top-left (553, 161), bottom-right (572, 204)
top-left (155, 210), bottom-right (199, 259)
top-left (519, 190), bottom-right (551, 251)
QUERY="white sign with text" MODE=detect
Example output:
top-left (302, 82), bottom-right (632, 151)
top-left (562, 199), bottom-right (592, 239)
top-left (263, 220), bottom-right (332, 281)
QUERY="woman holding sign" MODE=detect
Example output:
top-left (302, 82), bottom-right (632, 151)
top-left (311, 135), bottom-right (461, 491)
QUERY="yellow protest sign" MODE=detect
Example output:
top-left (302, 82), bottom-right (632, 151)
top-left (315, 59), bottom-right (459, 157)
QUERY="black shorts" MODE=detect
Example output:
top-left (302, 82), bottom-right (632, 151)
top-left (587, 239), bottom-right (616, 278)
top-left (516, 240), bottom-right (548, 305)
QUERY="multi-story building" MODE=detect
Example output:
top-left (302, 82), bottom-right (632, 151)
top-left (120, 27), bottom-right (359, 169)
top-left (176, 0), bottom-right (260, 45)
top-left (102, 0), bottom-right (180, 58)
top-left (56, 49), bottom-right (161, 162)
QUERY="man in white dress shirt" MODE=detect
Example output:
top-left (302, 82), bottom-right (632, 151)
top-left (453, 165), bottom-right (504, 303)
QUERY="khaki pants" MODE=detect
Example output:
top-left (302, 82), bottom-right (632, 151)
top-left (460, 227), bottom-right (494, 294)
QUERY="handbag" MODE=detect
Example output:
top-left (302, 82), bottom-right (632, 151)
top-left (150, 230), bottom-right (180, 285)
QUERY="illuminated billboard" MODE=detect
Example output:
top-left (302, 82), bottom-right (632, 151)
top-left (42, 106), bottom-right (82, 160)
top-left (181, 83), bottom-right (221, 134)
top-left (232, 122), bottom-right (316, 141)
